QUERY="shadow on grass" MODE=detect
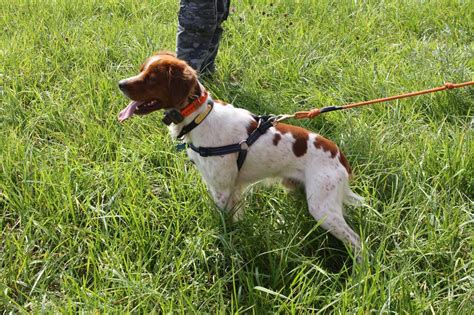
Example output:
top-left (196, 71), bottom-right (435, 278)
top-left (207, 185), bottom-right (357, 304)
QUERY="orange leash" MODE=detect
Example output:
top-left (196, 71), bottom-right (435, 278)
top-left (287, 81), bottom-right (474, 120)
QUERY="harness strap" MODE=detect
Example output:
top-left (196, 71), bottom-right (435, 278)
top-left (188, 142), bottom-right (242, 157)
top-left (187, 115), bottom-right (276, 170)
top-left (247, 116), bottom-right (276, 146)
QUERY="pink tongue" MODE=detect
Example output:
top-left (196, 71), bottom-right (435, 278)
top-left (118, 101), bottom-right (145, 122)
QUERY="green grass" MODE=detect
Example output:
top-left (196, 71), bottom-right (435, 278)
top-left (1, 0), bottom-right (473, 313)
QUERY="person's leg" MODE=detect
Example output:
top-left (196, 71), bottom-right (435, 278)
top-left (176, 0), bottom-right (217, 72)
top-left (200, 0), bottom-right (231, 74)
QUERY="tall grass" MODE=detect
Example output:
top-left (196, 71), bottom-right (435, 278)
top-left (1, 0), bottom-right (472, 312)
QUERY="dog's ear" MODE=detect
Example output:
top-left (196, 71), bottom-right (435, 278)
top-left (166, 62), bottom-right (197, 108)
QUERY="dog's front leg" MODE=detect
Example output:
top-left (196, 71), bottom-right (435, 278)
top-left (209, 186), bottom-right (244, 222)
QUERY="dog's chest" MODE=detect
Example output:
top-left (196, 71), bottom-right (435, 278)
top-left (187, 148), bottom-right (238, 185)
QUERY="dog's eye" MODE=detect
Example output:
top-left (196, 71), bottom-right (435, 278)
top-left (148, 73), bottom-right (159, 82)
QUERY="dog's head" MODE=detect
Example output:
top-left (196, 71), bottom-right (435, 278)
top-left (118, 52), bottom-right (198, 122)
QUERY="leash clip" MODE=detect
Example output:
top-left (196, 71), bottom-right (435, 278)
top-left (275, 114), bottom-right (295, 122)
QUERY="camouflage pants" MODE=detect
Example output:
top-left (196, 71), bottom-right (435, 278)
top-left (177, 0), bottom-right (231, 73)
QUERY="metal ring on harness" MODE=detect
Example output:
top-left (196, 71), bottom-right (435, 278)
top-left (239, 140), bottom-right (249, 151)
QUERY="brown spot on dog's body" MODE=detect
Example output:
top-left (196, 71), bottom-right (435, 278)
top-left (273, 133), bottom-right (282, 146)
top-left (246, 118), bottom-right (258, 136)
top-left (314, 135), bottom-right (353, 176)
top-left (275, 123), bottom-right (309, 157)
top-left (314, 135), bottom-right (338, 158)
top-left (292, 137), bottom-right (308, 157)
top-left (338, 151), bottom-right (352, 176)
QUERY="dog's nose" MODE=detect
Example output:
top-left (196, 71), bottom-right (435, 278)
top-left (118, 80), bottom-right (127, 91)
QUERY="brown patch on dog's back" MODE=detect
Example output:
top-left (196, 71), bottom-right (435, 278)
top-left (273, 133), bottom-right (282, 146)
top-left (275, 123), bottom-right (309, 157)
top-left (246, 118), bottom-right (258, 136)
top-left (314, 135), bottom-right (352, 176)
top-left (338, 150), bottom-right (352, 176)
top-left (314, 135), bottom-right (338, 158)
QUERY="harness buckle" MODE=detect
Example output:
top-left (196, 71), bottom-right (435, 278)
top-left (198, 147), bottom-right (211, 157)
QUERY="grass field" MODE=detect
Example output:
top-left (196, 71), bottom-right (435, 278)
top-left (1, 0), bottom-right (473, 313)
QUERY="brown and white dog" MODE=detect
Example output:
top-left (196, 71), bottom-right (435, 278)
top-left (118, 52), bottom-right (364, 255)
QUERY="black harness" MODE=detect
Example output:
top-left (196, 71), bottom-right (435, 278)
top-left (176, 104), bottom-right (277, 170)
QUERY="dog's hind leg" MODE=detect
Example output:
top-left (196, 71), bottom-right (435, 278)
top-left (305, 170), bottom-right (361, 254)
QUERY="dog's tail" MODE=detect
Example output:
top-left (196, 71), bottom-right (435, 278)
top-left (344, 186), bottom-right (364, 207)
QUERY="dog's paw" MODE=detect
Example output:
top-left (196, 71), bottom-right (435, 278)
top-left (230, 207), bottom-right (245, 223)
top-left (344, 189), bottom-right (365, 207)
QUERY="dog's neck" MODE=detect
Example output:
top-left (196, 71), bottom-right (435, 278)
top-left (168, 82), bottom-right (212, 140)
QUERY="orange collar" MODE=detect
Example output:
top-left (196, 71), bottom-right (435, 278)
top-left (180, 90), bottom-right (209, 117)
